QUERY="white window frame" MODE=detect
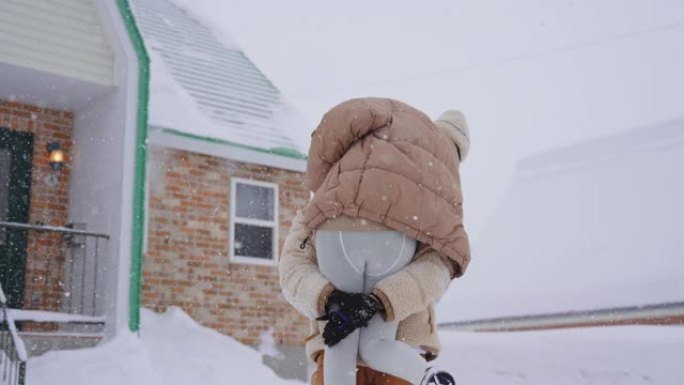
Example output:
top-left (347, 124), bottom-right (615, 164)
top-left (229, 177), bottom-right (279, 266)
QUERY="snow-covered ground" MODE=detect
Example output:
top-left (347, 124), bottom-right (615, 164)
top-left (437, 327), bottom-right (684, 385)
top-left (26, 308), bottom-right (300, 385)
top-left (25, 307), bottom-right (684, 385)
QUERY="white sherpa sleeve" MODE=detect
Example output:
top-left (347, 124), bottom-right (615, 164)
top-left (372, 247), bottom-right (452, 322)
top-left (278, 210), bottom-right (334, 320)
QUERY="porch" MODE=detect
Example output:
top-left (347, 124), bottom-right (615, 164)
top-left (0, 0), bottom-right (145, 343)
top-left (0, 97), bottom-right (125, 380)
top-left (0, 1), bottom-right (147, 383)
top-left (0, 221), bottom-right (108, 356)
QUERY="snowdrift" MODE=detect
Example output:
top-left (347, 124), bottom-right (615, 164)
top-left (437, 326), bottom-right (684, 385)
top-left (25, 307), bottom-right (684, 385)
top-left (26, 307), bottom-right (298, 385)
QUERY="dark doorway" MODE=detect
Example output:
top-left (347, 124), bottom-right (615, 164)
top-left (0, 127), bottom-right (34, 308)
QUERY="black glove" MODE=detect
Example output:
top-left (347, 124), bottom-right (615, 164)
top-left (316, 290), bottom-right (384, 347)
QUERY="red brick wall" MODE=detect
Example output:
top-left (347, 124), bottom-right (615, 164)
top-left (143, 146), bottom-right (311, 346)
top-left (0, 100), bottom-right (73, 311)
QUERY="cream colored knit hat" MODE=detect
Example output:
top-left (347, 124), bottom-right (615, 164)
top-left (434, 110), bottom-right (470, 162)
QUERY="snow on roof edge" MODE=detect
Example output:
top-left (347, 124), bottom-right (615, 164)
top-left (147, 125), bottom-right (307, 173)
top-left (515, 117), bottom-right (684, 181)
top-left (152, 125), bottom-right (307, 160)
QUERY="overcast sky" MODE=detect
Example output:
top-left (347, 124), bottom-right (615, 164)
top-left (178, 0), bottom-right (684, 237)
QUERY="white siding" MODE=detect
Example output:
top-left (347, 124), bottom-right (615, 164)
top-left (0, 0), bottom-right (114, 85)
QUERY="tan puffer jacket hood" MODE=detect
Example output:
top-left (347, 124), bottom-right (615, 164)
top-left (302, 97), bottom-right (470, 275)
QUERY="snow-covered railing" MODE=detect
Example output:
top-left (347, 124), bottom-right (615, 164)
top-left (1, 285), bottom-right (27, 385)
top-left (0, 221), bottom-right (109, 318)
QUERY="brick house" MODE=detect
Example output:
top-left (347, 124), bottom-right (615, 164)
top-left (130, 0), bottom-right (312, 379)
top-left (2, 0), bottom-right (313, 380)
top-left (0, 0), bottom-right (148, 370)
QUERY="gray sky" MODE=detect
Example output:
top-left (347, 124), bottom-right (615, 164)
top-left (179, 0), bottom-right (684, 236)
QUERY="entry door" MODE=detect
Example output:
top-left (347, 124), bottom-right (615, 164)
top-left (0, 127), bottom-right (33, 308)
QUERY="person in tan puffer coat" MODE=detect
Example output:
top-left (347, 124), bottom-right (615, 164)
top-left (279, 98), bottom-right (470, 385)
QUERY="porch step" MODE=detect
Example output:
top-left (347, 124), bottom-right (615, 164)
top-left (19, 332), bottom-right (103, 357)
top-left (10, 309), bottom-right (106, 357)
top-left (10, 309), bottom-right (106, 324)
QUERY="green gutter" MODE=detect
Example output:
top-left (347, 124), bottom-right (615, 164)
top-left (160, 127), bottom-right (308, 160)
top-left (116, 0), bottom-right (150, 332)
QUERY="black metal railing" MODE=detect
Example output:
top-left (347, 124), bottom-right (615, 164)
top-left (0, 221), bottom-right (109, 317)
top-left (1, 285), bottom-right (27, 385)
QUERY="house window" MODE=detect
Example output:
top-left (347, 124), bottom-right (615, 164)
top-left (230, 178), bottom-right (279, 264)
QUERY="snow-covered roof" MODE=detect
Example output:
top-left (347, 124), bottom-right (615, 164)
top-left (129, 0), bottom-right (307, 164)
top-left (438, 118), bottom-right (684, 322)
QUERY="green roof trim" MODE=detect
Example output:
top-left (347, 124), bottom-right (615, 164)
top-left (116, 0), bottom-right (150, 333)
top-left (160, 127), bottom-right (308, 160)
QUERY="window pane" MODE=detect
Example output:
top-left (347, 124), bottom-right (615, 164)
top-left (235, 182), bottom-right (274, 221)
top-left (0, 149), bottom-right (11, 245)
top-left (234, 223), bottom-right (273, 260)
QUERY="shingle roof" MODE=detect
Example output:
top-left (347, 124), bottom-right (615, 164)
top-left (130, 0), bottom-right (306, 159)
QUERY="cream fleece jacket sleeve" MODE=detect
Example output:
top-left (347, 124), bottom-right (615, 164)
top-left (372, 248), bottom-right (452, 322)
top-left (278, 210), bottom-right (333, 320)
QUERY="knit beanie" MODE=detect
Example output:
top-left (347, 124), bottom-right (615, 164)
top-left (433, 110), bottom-right (470, 162)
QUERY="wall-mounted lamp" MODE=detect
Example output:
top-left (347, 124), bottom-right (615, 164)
top-left (47, 142), bottom-right (65, 170)
top-left (45, 141), bottom-right (64, 187)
